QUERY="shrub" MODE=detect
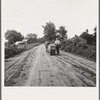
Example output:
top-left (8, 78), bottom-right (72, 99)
top-left (61, 36), bottom-right (96, 61)
top-left (5, 43), bottom-right (40, 58)
top-left (5, 45), bottom-right (25, 58)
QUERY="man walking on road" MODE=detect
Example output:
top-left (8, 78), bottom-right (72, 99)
top-left (45, 41), bottom-right (49, 52)
top-left (54, 38), bottom-right (60, 55)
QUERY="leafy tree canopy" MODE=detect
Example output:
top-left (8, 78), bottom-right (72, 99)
top-left (80, 29), bottom-right (94, 44)
top-left (57, 26), bottom-right (67, 39)
top-left (5, 30), bottom-right (24, 44)
top-left (26, 33), bottom-right (37, 39)
top-left (42, 21), bottom-right (56, 41)
top-left (93, 26), bottom-right (96, 42)
top-left (26, 33), bottom-right (37, 44)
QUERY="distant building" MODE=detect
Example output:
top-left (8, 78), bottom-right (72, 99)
top-left (15, 39), bottom-right (28, 45)
top-left (15, 39), bottom-right (28, 48)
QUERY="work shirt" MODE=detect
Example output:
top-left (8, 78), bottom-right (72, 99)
top-left (54, 40), bottom-right (60, 45)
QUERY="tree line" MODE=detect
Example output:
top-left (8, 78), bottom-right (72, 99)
top-left (5, 21), bottom-right (96, 45)
top-left (5, 21), bottom-right (96, 60)
top-left (42, 21), bottom-right (67, 41)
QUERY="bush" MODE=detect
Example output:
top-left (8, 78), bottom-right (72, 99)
top-left (5, 43), bottom-right (40, 58)
top-left (5, 45), bottom-right (25, 58)
top-left (61, 36), bottom-right (96, 61)
top-left (80, 32), bottom-right (94, 44)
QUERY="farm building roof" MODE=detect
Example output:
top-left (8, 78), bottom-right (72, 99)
top-left (15, 39), bottom-right (28, 45)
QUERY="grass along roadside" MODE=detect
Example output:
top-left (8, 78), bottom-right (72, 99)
top-left (5, 43), bottom-right (40, 59)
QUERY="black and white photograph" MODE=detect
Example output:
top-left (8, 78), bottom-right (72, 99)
top-left (3, 0), bottom-right (98, 88)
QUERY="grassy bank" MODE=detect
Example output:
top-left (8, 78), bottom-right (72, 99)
top-left (5, 43), bottom-right (40, 58)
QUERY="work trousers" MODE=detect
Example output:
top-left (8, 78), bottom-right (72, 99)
top-left (56, 45), bottom-right (60, 54)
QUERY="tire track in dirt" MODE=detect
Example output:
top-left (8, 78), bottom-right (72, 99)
top-left (5, 58), bottom-right (21, 71)
top-left (49, 55), bottom-right (85, 86)
top-left (5, 46), bottom-right (39, 86)
top-left (61, 52), bottom-right (96, 70)
top-left (56, 56), bottom-right (96, 81)
top-left (50, 54), bottom-right (96, 86)
top-left (27, 45), bottom-right (61, 86)
top-left (5, 44), bottom-right (96, 86)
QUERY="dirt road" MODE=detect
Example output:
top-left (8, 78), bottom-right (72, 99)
top-left (5, 44), bottom-right (96, 86)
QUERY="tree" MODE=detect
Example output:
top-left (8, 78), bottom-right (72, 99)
top-left (80, 29), bottom-right (94, 44)
top-left (26, 33), bottom-right (37, 43)
top-left (37, 36), bottom-right (46, 43)
top-left (5, 30), bottom-right (24, 44)
top-left (93, 26), bottom-right (96, 42)
top-left (86, 29), bottom-right (89, 33)
top-left (42, 21), bottom-right (56, 41)
top-left (26, 33), bottom-right (37, 39)
top-left (57, 26), bottom-right (67, 39)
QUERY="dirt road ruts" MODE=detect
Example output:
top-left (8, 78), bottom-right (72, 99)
top-left (5, 44), bottom-right (96, 86)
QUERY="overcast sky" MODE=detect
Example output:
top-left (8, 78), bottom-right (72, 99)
top-left (2, 0), bottom-right (98, 38)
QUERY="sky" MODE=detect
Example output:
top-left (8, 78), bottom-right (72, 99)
top-left (2, 0), bottom-right (98, 39)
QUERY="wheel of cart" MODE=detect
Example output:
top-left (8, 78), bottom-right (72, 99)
top-left (50, 45), bottom-right (56, 55)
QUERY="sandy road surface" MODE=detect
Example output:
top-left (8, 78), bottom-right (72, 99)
top-left (5, 44), bottom-right (96, 86)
